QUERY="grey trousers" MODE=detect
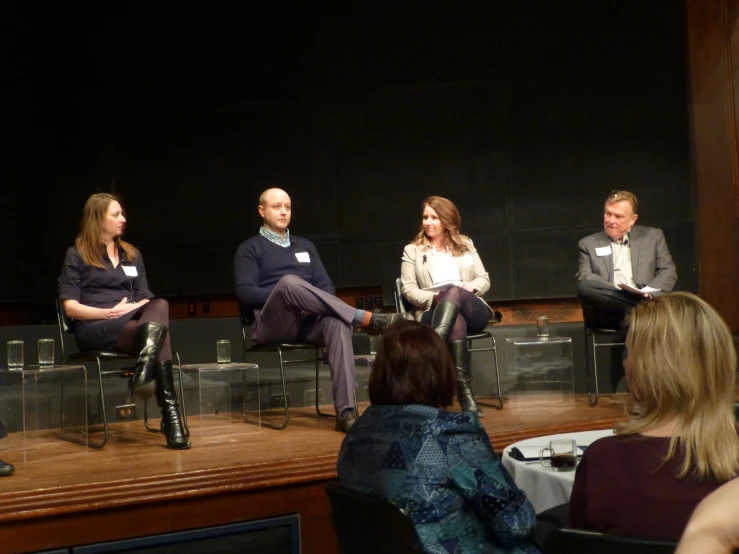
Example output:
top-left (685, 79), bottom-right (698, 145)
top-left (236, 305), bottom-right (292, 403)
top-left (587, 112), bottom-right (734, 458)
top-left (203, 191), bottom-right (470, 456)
top-left (252, 275), bottom-right (357, 412)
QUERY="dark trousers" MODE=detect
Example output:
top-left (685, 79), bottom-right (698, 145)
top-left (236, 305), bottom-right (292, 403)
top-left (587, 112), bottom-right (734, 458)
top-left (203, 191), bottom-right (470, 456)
top-left (114, 298), bottom-right (172, 361)
top-left (252, 275), bottom-right (357, 413)
top-left (577, 279), bottom-right (643, 330)
top-left (420, 286), bottom-right (490, 341)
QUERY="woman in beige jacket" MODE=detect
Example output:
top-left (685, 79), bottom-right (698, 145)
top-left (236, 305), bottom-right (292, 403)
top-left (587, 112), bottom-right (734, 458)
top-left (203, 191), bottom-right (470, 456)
top-left (401, 196), bottom-right (492, 417)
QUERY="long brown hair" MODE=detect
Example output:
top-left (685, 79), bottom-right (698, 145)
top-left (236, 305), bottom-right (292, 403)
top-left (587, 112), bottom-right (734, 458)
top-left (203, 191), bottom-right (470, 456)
top-left (411, 196), bottom-right (470, 255)
top-left (619, 292), bottom-right (739, 482)
top-left (75, 193), bottom-right (137, 269)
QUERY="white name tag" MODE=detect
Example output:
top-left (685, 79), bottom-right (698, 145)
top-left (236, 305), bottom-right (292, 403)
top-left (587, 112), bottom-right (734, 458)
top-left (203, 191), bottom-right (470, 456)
top-left (595, 246), bottom-right (612, 257)
top-left (295, 252), bottom-right (311, 263)
top-left (122, 265), bottom-right (138, 277)
top-left (461, 254), bottom-right (474, 267)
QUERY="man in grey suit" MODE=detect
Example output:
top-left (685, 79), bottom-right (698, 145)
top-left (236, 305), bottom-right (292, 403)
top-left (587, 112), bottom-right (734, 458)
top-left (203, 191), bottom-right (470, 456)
top-left (577, 190), bottom-right (677, 329)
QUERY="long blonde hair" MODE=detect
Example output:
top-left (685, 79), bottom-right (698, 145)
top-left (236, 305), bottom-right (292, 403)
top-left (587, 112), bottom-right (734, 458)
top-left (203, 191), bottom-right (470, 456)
top-left (618, 292), bottom-right (739, 482)
top-left (411, 196), bottom-right (470, 256)
top-left (75, 193), bottom-right (137, 269)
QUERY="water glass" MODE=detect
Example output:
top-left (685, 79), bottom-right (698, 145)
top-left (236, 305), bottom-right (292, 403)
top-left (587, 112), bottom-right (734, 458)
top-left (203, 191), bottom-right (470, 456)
top-left (216, 340), bottom-right (231, 364)
top-left (7, 340), bottom-right (24, 369)
top-left (536, 316), bottom-right (549, 338)
top-left (38, 338), bottom-right (55, 366)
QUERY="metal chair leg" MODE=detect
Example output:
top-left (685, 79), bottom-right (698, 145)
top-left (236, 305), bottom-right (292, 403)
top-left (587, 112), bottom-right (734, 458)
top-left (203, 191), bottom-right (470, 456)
top-left (472, 336), bottom-right (504, 410)
top-left (245, 346), bottom-right (289, 430)
top-left (586, 330), bottom-right (600, 407)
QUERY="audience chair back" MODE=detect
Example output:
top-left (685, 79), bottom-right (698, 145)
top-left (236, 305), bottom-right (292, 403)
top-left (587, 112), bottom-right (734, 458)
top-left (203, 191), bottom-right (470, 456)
top-left (325, 482), bottom-right (424, 554)
top-left (544, 528), bottom-right (677, 554)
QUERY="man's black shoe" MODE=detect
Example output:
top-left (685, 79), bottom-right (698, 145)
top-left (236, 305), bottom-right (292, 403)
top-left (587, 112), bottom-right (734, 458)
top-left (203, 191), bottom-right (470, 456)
top-left (0, 459), bottom-right (15, 477)
top-left (335, 409), bottom-right (359, 433)
top-left (367, 312), bottom-right (409, 333)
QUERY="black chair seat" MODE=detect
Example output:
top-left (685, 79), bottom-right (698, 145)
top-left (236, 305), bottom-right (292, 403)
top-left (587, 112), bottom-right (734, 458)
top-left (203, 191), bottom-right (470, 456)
top-left (544, 528), bottom-right (677, 554)
top-left (67, 351), bottom-right (134, 362)
top-left (325, 482), bottom-right (424, 554)
top-left (247, 342), bottom-right (319, 352)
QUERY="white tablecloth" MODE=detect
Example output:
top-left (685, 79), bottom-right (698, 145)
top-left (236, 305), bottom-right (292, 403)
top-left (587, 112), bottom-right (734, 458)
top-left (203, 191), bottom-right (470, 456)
top-left (502, 429), bottom-right (615, 513)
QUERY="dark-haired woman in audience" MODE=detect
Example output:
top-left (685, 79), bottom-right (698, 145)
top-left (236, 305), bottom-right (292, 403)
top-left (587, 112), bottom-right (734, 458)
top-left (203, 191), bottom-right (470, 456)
top-left (401, 196), bottom-right (493, 418)
top-left (569, 292), bottom-right (739, 540)
top-left (58, 193), bottom-right (189, 449)
top-left (338, 320), bottom-right (540, 554)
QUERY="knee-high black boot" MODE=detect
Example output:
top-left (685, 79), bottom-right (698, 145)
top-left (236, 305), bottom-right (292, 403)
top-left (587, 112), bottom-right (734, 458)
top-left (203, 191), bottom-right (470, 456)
top-left (450, 339), bottom-right (483, 418)
top-left (431, 301), bottom-right (460, 341)
top-left (131, 323), bottom-right (168, 399)
top-left (154, 360), bottom-right (190, 450)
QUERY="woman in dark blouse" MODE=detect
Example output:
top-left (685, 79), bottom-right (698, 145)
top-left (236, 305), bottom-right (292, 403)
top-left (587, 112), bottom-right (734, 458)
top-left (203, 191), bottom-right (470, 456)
top-left (569, 292), bottom-right (739, 540)
top-left (338, 320), bottom-right (540, 554)
top-left (59, 193), bottom-right (189, 450)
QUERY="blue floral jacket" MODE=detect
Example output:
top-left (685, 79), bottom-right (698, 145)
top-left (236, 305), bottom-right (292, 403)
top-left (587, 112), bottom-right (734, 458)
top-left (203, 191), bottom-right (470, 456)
top-left (337, 404), bottom-right (540, 554)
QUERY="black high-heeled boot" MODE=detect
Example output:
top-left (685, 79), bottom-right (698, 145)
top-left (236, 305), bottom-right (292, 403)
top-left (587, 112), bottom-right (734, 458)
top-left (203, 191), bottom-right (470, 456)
top-left (131, 322), bottom-right (168, 399)
top-left (154, 360), bottom-right (190, 450)
top-left (449, 339), bottom-right (483, 418)
top-left (431, 301), bottom-right (461, 342)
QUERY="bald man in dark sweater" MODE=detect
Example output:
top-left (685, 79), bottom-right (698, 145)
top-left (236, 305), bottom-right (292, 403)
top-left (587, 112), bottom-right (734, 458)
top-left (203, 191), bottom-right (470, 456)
top-left (234, 189), bottom-right (403, 433)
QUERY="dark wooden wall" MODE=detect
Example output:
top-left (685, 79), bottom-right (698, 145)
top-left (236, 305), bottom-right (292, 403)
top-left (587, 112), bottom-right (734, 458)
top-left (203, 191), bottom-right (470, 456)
top-left (686, 0), bottom-right (739, 331)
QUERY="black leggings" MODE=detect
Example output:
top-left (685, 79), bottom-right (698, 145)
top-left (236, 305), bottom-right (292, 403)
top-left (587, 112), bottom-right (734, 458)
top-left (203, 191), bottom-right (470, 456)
top-left (114, 298), bottom-right (172, 361)
top-left (421, 286), bottom-right (490, 341)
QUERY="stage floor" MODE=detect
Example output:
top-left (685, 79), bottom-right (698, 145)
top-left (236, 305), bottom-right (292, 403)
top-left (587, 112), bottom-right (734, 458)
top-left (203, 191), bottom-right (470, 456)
top-left (0, 393), bottom-right (626, 499)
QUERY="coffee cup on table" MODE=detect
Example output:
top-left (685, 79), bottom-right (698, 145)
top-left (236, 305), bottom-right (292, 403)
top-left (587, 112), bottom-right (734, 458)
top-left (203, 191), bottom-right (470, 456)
top-left (540, 438), bottom-right (578, 471)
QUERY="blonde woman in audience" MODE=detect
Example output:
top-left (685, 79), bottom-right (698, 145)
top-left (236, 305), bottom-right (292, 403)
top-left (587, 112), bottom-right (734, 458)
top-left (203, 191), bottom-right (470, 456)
top-left (569, 292), bottom-right (739, 541)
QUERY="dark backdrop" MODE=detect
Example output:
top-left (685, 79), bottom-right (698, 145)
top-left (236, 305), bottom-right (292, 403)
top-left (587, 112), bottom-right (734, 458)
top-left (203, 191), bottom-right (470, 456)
top-left (3, 5), bottom-right (695, 304)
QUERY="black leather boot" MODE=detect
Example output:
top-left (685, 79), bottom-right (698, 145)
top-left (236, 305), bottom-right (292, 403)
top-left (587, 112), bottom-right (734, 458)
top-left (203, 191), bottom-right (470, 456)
top-left (449, 339), bottom-right (483, 418)
top-left (131, 322), bottom-right (168, 399)
top-left (154, 360), bottom-right (190, 450)
top-left (431, 301), bottom-right (461, 342)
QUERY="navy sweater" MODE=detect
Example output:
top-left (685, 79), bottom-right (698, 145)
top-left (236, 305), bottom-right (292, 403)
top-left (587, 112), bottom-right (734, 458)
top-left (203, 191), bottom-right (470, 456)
top-left (234, 234), bottom-right (335, 310)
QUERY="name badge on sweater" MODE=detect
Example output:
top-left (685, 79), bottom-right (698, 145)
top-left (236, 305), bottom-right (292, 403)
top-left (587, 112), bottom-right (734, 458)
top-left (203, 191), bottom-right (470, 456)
top-left (122, 265), bottom-right (138, 277)
top-left (595, 246), bottom-right (612, 257)
top-left (461, 254), bottom-right (474, 267)
top-left (295, 252), bottom-right (311, 263)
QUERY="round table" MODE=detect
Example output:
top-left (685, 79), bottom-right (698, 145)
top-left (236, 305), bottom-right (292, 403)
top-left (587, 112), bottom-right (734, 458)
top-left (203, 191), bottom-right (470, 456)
top-left (502, 429), bottom-right (615, 513)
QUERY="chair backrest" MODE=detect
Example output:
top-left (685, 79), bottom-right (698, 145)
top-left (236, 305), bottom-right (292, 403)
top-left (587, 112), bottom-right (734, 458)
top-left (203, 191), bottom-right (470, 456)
top-left (394, 278), bottom-right (413, 315)
top-left (544, 528), bottom-right (677, 554)
top-left (325, 482), bottom-right (424, 554)
top-left (56, 298), bottom-right (73, 361)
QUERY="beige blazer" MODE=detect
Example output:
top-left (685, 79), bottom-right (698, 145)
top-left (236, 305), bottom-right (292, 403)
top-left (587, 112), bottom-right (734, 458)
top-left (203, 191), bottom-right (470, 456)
top-left (400, 240), bottom-right (490, 321)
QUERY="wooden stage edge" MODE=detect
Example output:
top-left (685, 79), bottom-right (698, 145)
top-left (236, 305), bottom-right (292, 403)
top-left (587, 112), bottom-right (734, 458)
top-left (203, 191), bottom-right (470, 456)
top-left (0, 394), bottom-right (627, 553)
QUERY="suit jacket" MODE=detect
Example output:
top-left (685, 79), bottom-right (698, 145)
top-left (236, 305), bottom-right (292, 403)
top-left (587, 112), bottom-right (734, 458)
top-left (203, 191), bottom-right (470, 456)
top-left (337, 404), bottom-right (540, 554)
top-left (401, 240), bottom-right (490, 321)
top-left (576, 226), bottom-right (677, 292)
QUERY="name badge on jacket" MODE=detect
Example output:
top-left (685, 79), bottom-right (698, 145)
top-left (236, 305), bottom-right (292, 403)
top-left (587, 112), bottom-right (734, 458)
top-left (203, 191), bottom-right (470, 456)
top-left (595, 246), bottom-right (612, 257)
top-left (461, 254), bottom-right (474, 267)
top-left (122, 265), bottom-right (138, 277)
top-left (295, 252), bottom-right (311, 263)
